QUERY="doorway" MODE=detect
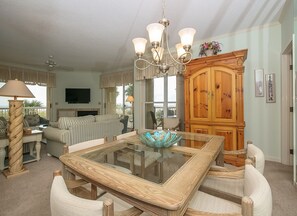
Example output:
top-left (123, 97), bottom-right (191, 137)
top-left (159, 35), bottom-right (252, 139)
top-left (281, 42), bottom-right (293, 166)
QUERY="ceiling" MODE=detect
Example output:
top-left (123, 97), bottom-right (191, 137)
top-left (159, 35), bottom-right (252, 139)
top-left (0, 0), bottom-right (287, 73)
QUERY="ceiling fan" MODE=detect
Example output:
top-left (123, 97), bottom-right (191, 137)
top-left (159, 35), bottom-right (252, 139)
top-left (44, 55), bottom-right (73, 71)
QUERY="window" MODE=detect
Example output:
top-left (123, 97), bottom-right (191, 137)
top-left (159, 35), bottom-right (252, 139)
top-left (145, 75), bottom-right (176, 129)
top-left (104, 84), bottom-right (134, 129)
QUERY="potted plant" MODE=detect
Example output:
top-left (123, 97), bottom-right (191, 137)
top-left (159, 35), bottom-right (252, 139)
top-left (199, 41), bottom-right (222, 57)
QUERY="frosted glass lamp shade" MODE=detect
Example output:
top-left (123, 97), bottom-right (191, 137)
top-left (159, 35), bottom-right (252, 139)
top-left (151, 47), bottom-right (164, 63)
top-left (132, 38), bottom-right (147, 56)
top-left (146, 23), bottom-right (165, 46)
top-left (0, 79), bottom-right (35, 99)
top-left (178, 28), bottom-right (196, 47)
top-left (176, 43), bottom-right (186, 59)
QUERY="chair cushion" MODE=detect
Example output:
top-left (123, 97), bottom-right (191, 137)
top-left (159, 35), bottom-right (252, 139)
top-left (188, 191), bottom-right (241, 214)
top-left (201, 175), bottom-right (244, 197)
top-left (50, 176), bottom-right (104, 216)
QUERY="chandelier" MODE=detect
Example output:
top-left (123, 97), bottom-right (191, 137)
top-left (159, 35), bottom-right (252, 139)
top-left (132, 0), bottom-right (196, 74)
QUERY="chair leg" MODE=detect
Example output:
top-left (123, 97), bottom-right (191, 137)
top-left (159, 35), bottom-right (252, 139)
top-left (91, 184), bottom-right (97, 200)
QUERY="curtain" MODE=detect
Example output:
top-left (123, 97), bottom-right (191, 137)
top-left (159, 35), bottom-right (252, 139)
top-left (0, 64), bottom-right (56, 87)
top-left (100, 70), bottom-right (133, 88)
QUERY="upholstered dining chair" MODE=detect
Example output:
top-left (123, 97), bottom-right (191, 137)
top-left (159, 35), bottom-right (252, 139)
top-left (209, 141), bottom-right (265, 173)
top-left (185, 164), bottom-right (272, 216)
top-left (201, 141), bottom-right (265, 197)
top-left (113, 130), bottom-right (162, 179)
top-left (50, 170), bottom-right (142, 216)
top-left (63, 138), bottom-right (107, 200)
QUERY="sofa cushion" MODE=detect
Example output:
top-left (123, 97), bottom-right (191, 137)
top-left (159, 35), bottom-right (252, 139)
top-left (95, 114), bottom-right (119, 122)
top-left (24, 114), bottom-right (40, 126)
top-left (58, 115), bottom-right (95, 130)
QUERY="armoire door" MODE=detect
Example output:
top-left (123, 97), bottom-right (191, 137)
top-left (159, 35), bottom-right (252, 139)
top-left (211, 66), bottom-right (237, 123)
top-left (189, 67), bottom-right (212, 122)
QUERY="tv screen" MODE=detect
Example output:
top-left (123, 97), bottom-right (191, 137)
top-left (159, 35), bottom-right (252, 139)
top-left (65, 88), bottom-right (90, 104)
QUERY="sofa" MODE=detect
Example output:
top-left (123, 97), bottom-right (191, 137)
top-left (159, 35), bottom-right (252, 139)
top-left (43, 114), bottom-right (123, 158)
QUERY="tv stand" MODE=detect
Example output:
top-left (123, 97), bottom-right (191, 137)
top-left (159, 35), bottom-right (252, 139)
top-left (57, 108), bottom-right (100, 120)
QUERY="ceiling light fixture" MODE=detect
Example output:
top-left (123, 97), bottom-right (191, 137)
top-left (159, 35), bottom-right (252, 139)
top-left (132, 0), bottom-right (196, 74)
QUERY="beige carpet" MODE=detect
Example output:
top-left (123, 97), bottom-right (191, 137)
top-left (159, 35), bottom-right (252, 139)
top-left (0, 143), bottom-right (296, 216)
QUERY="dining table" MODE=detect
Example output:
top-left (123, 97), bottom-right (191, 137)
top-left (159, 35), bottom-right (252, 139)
top-left (59, 130), bottom-right (224, 216)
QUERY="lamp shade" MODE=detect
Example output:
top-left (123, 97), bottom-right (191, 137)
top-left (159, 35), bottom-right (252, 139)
top-left (0, 79), bottom-right (35, 99)
top-left (132, 38), bottom-right (147, 55)
top-left (147, 23), bottom-right (165, 45)
top-left (178, 28), bottom-right (196, 47)
top-left (176, 43), bottom-right (186, 59)
top-left (126, 95), bottom-right (134, 103)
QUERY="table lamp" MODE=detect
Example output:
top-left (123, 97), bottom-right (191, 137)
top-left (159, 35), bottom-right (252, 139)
top-left (0, 79), bottom-right (35, 178)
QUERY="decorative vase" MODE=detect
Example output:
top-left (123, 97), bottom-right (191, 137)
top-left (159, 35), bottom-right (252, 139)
top-left (205, 49), bottom-right (214, 56)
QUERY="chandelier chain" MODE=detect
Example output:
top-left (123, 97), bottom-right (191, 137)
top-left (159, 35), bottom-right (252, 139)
top-left (162, 0), bottom-right (166, 19)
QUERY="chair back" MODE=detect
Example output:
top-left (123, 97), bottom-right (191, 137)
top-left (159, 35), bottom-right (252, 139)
top-left (149, 111), bottom-right (157, 125)
top-left (247, 142), bottom-right (265, 174)
top-left (115, 130), bottom-right (137, 140)
top-left (163, 117), bottom-right (180, 130)
top-left (120, 115), bottom-right (129, 134)
top-left (50, 171), bottom-right (113, 216)
top-left (67, 138), bottom-right (106, 153)
top-left (243, 164), bottom-right (272, 216)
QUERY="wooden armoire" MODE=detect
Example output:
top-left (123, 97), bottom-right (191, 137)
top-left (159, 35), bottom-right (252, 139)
top-left (184, 49), bottom-right (248, 165)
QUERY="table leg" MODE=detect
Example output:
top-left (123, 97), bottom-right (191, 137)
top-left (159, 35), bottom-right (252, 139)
top-left (216, 150), bottom-right (224, 167)
top-left (35, 141), bottom-right (41, 161)
top-left (29, 142), bottom-right (34, 156)
top-left (0, 146), bottom-right (6, 170)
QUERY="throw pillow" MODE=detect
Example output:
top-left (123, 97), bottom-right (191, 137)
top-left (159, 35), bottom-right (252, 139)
top-left (0, 117), bottom-right (7, 137)
top-left (0, 116), bottom-right (7, 128)
top-left (24, 114), bottom-right (40, 126)
top-left (23, 119), bottom-right (30, 128)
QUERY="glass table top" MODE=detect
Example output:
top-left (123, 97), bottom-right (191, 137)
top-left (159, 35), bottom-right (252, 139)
top-left (81, 132), bottom-right (213, 184)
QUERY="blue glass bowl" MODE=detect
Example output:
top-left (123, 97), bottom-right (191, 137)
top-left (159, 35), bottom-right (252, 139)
top-left (139, 130), bottom-right (182, 148)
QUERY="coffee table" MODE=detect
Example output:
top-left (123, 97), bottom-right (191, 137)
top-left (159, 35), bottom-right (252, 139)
top-left (0, 130), bottom-right (43, 170)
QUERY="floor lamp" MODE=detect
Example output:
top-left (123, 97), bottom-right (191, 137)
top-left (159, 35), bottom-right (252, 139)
top-left (0, 79), bottom-right (35, 178)
top-left (126, 95), bottom-right (134, 130)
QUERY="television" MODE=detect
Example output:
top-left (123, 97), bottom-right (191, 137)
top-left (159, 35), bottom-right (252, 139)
top-left (65, 88), bottom-right (90, 104)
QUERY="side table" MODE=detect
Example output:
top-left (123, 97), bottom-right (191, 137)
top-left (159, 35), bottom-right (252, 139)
top-left (0, 130), bottom-right (43, 170)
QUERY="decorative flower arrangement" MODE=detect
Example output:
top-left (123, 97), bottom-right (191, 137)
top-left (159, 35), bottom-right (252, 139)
top-left (199, 41), bottom-right (222, 57)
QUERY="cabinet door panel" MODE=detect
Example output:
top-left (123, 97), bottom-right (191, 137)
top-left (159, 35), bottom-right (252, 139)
top-left (212, 126), bottom-right (237, 151)
top-left (190, 68), bottom-right (211, 121)
top-left (188, 125), bottom-right (211, 148)
top-left (211, 67), bottom-right (236, 123)
top-left (190, 124), bottom-right (211, 134)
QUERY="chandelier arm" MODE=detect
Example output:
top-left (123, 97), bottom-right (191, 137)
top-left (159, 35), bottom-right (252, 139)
top-left (134, 58), bottom-right (160, 71)
top-left (164, 28), bottom-right (190, 66)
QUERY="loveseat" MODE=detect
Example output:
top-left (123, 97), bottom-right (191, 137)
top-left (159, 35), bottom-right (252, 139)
top-left (43, 114), bottom-right (123, 158)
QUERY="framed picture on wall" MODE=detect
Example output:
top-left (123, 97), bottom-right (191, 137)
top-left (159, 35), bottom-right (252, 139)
top-left (254, 69), bottom-right (264, 97)
top-left (265, 73), bottom-right (276, 103)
